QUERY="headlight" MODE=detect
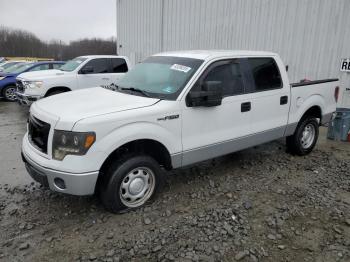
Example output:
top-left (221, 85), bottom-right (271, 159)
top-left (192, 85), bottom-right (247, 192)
top-left (23, 81), bottom-right (43, 89)
top-left (52, 130), bottom-right (96, 161)
top-left (0, 76), bottom-right (6, 81)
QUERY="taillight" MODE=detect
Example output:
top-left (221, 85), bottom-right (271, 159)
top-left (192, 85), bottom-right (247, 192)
top-left (334, 86), bottom-right (339, 102)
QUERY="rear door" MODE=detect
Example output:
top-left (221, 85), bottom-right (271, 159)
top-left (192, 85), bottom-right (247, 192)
top-left (110, 58), bottom-right (128, 83)
top-left (245, 57), bottom-right (289, 138)
top-left (77, 58), bottom-right (112, 89)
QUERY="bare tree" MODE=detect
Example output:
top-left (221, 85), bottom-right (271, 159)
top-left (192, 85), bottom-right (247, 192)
top-left (0, 26), bottom-right (116, 60)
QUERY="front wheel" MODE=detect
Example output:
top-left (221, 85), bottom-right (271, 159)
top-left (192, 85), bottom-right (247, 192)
top-left (99, 155), bottom-right (162, 213)
top-left (286, 117), bottom-right (319, 156)
top-left (3, 85), bottom-right (17, 101)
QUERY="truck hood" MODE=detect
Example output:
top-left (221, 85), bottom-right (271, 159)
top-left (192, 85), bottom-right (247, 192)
top-left (18, 69), bottom-right (65, 80)
top-left (33, 87), bottom-right (160, 129)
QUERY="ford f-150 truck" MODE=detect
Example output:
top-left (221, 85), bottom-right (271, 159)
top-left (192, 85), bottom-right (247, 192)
top-left (21, 50), bottom-right (338, 213)
top-left (16, 55), bottom-right (130, 105)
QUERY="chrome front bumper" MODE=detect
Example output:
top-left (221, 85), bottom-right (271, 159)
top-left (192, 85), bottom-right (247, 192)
top-left (16, 92), bottom-right (42, 105)
top-left (21, 151), bottom-right (99, 196)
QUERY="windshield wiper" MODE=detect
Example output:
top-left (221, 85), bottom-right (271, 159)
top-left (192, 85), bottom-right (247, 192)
top-left (121, 87), bottom-right (151, 97)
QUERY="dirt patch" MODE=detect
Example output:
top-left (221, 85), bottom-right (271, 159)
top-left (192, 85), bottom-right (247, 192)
top-left (0, 103), bottom-right (349, 262)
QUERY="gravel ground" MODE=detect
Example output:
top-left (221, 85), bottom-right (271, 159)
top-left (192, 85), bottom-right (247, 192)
top-left (0, 102), bottom-right (350, 262)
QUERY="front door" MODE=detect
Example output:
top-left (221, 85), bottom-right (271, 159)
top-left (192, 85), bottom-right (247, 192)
top-left (110, 58), bottom-right (129, 84)
top-left (77, 58), bottom-right (114, 89)
top-left (181, 58), bottom-right (252, 166)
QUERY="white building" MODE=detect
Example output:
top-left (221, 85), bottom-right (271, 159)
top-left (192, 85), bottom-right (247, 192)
top-left (116, 0), bottom-right (350, 107)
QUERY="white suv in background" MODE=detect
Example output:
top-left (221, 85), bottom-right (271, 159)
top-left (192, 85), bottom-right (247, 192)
top-left (16, 55), bottom-right (130, 105)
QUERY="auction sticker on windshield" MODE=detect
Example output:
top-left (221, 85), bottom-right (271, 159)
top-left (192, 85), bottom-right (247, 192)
top-left (170, 64), bottom-right (192, 73)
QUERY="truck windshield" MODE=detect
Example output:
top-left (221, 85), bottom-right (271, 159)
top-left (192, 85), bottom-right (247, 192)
top-left (59, 57), bottom-right (87, 72)
top-left (116, 56), bottom-right (204, 100)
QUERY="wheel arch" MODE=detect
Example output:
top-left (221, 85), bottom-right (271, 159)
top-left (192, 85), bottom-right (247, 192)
top-left (99, 139), bottom-right (173, 173)
top-left (45, 86), bottom-right (71, 97)
top-left (1, 83), bottom-right (16, 93)
top-left (289, 94), bottom-right (325, 127)
top-left (1, 83), bottom-right (17, 100)
top-left (286, 99), bottom-right (324, 137)
top-left (300, 105), bottom-right (322, 123)
top-left (96, 138), bottom-right (173, 193)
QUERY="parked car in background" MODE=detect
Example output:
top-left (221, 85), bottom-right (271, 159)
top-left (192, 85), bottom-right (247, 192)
top-left (0, 61), bottom-right (65, 101)
top-left (0, 61), bottom-right (26, 72)
top-left (16, 55), bottom-right (130, 105)
top-left (2, 62), bottom-right (30, 73)
top-left (21, 50), bottom-right (338, 213)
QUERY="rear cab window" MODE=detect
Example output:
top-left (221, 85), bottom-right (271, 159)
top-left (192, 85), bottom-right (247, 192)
top-left (247, 58), bottom-right (282, 92)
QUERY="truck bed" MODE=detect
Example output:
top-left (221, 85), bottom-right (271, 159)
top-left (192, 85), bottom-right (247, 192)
top-left (291, 78), bottom-right (339, 87)
top-left (288, 78), bottom-right (339, 129)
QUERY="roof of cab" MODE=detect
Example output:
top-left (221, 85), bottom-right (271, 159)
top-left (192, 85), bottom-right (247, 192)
top-left (154, 50), bottom-right (278, 60)
top-left (33, 61), bottom-right (65, 65)
top-left (78, 55), bottom-right (127, 59)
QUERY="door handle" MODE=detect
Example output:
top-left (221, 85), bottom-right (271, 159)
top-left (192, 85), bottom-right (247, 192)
top-left (102, 78), bottom-right (110, 80)
top-left (346, 88), bottom-right (350, 91)
top-left (280, 96), bottom-right (288, 105)
top-left (241, 102), bottom-right (251, 112)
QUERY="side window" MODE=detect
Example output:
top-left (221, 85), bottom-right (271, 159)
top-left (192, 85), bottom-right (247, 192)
top-left (29, 64), bottom-right (50, 72)
top-left (52, 63), bottom-right (63, 69)
top-left (196, 60), bottom-right (244, 96)
top-left (82, 59), bottom-right (109, 74)
top-left (248, 58), bottom-right (282, 91)
top-left (111, 58), bottom-right (128, 73)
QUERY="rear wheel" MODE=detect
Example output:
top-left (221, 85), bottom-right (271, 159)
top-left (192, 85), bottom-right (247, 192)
top-left (3, 85), bottom-right (17, 101)
top-left (99, 154), bottom-right (162, 213)
top-left (286, 117), bottom-right (319, 156)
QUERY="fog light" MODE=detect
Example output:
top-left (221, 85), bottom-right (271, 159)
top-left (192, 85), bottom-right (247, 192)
top-left (54, 177), bottom-right (66, 189)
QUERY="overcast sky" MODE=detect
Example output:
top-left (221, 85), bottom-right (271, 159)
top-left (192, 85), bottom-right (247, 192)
top-left (0, 0), bottom-right (116, 43)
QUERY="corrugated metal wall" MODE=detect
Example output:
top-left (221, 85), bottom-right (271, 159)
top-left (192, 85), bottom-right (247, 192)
top-left (117, 0), bottom-right (350, 105)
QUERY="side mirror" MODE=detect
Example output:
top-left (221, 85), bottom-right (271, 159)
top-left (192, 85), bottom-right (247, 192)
top-left (187, 81), bottom-right (223, 107)
top-left (80, 66), bottom-right (94, 74)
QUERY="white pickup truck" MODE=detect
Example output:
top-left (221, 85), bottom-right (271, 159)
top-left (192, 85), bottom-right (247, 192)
top-left (16, 55), bottom-right (130, 105)
top-left (21, 50), bottom-right (339, 213)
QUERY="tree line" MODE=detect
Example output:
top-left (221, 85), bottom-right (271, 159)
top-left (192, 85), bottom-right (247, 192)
top-left (0, 26), bottom-right (117, 61)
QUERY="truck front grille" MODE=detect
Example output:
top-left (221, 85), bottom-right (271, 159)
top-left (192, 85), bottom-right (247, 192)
top-left (28, 115), bottom-right (50, 154)
top-left (16, 80), bottom-right (24, 93)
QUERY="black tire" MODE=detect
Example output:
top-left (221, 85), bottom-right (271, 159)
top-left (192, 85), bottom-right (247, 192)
top-left (286, 117), bottom-right (319, 156)
top-left (46, 90), bottom-right (66, 97)
top-left (2, 85), bottom-right (17, 101)
top-left (98, 154), bottom-right (163, 213)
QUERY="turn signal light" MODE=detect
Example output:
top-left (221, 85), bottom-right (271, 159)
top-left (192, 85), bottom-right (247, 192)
top-left (84, 134), bottom-right (96, 149)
